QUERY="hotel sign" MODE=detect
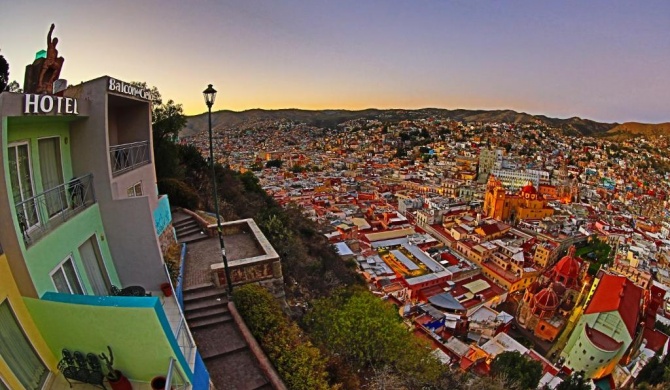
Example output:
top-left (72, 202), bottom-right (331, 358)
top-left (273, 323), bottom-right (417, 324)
top-left (24, 94), bottom-right (79, 115)
top-left (108, 78), bottom-right (151, 100)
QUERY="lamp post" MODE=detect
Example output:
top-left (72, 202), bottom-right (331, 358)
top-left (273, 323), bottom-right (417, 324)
top-left (203, 84), bottom-right (233, 293)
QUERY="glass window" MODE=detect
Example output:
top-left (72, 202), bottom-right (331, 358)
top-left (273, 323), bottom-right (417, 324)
top-left (8, 143), bottom-right (38, 229)
top-left (51, 257), bottom-right (84, 294)
top-left (0, 301), bottom-right (49, 389)
top-left (127, 181), bottom-right (143, 197)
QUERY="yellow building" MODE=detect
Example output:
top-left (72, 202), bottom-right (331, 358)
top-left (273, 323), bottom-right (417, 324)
top-left (483, 176), bottom-right (554, 222)
top-left (0, 250), bottom-right (58, 389)
top-left (534, 240), bottom-right (559, 268)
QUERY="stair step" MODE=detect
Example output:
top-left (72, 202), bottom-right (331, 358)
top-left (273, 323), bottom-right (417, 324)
top-left (189, 314), bottom-right (234, 329)
top-left (173, 218), bottom-right (198, 228)
top-left (176, 225), bottom-right (203, 237)
top-left (201, 345), bottom-right (248, 360)
top-left (185, 296), bottom-right (228, 312)
top-left (174, 218), bottom-right (199, 228)
top-left (184, 305), bottom-right (229, 320)
top-left (183, 282), bottom-right (215, 293)
top-left (186, 306), bottom-right (231, 321)
top-left (184, 287), bottom-right (228, 302)
top-left (177, 233), bottom-right (210, 244)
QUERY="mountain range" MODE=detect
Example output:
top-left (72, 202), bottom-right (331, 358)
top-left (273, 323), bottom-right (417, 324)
top-left (183, 108), bottom-right (669, 140)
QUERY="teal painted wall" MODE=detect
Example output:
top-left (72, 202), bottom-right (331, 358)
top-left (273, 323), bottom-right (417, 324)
top-left (153, 194), bottom-right (172, 235)
top-left (4, 120), bottom-right (120, 296)
top-left (24, 293), bottom-right (193, 383)
top-left (26, 205), bottom-right (120, 296)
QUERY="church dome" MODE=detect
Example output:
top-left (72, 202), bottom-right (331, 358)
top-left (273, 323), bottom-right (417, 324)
top-left (533, 286), bottom-right (559, 311)
top-left (519, 181), bottom-right (543, 200)
top-left (520, 181), bottom-right (538, 194)
top-left (553, 246), bottom-right (581, 286)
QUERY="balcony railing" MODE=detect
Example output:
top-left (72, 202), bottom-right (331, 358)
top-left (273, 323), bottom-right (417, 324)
top-left (164, 357), bottom-right (189, 390)
top-left (15, 174), bottom-right (96, 246)
top-left (110, 141), bottom-right (150, 176)
top-left (175, 316), bottom-right (195, 365)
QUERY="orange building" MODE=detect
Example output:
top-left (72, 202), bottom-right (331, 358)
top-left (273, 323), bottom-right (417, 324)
top-left (483, 176), bottom-right (554, 222)
top-left (517, 246), bottom-right (586, 342)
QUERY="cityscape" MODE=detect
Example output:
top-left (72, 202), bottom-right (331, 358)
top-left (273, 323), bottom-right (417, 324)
top-left (1, 2), bottom-right (670, 390)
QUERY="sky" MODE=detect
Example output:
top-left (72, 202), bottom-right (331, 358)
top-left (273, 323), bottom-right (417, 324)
top-left (1, 1), bottom-right (669, 123)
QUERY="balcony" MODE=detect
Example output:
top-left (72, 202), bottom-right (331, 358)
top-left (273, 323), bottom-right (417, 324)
top-left (110, 141), bottom-right (150, 176)
top-left (16, 174), bottom-right (96, 247)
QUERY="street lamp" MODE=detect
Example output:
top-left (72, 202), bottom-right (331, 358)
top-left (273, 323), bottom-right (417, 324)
top-left (203, 84), bottom-right (233, 293)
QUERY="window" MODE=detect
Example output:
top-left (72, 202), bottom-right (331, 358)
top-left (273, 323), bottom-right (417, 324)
top-left (0, 301), bottom-right (48, 389)
top-left (38, 137), bottom-right (66, 217)
top-left (8, 142), bottom-right (38, 229)
top-left (127, 181), bottom-right (143, 197)
top-left (51, 257), bottom-right (84, 294)
top-left (78, 236), bottom-right (111, 296)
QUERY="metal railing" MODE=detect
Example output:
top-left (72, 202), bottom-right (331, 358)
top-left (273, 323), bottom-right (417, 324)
top-left (175, 316), bottom-right (195, 365)
top-left (164, 263), bottom-right (196, 365)
top-left (15, 174), bottom-right (96, 246)
top-left (165, 357), bottom-right (189, 390)
top-left (110, 141), bottom-right (150, 176)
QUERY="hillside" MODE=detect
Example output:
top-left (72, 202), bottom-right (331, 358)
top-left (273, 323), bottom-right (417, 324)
top-left (182, 107), bottom-right (623, 138)
top-left (600, 122), bottom-right (670, 140)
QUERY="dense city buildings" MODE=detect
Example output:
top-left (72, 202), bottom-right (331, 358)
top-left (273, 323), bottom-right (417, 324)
top-left (181, 109), bottom-right (670, 389)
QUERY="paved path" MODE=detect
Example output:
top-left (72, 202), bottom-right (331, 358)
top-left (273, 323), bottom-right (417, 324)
top-left (173, 210), bottom-right (275, 390)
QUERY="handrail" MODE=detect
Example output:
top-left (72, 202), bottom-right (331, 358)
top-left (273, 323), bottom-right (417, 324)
top-left (110, 140), bottom-right (150, 176)
top-left (163, 263), bottom-right (196, 366)
top-left (15, 173), bottom-right (96, 246)
top-left (165, 357), bottom-right (189, 389)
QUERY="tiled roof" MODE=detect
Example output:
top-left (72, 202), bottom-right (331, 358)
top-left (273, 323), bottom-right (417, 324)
top-left (585, 324), bottom-right (623, 352)
top-left (584, 273), bottom-right (643, 338)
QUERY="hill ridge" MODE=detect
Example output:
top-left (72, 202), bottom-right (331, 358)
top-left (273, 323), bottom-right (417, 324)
top-left (182, 108), bottom-right (667, 139)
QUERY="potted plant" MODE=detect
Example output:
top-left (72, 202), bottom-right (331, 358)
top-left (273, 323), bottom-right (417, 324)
top-left (151, 375), bottom-right (168, 390)
top-left (99, 346), bottom-right (132, 390)
top-left (160, 282), bottom-right (173, 297)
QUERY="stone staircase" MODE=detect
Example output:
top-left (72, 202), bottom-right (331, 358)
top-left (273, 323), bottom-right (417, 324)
top-left (173, 212), bottom-right (208, 244)
top-left (184, 284), bottom-right (272, 390)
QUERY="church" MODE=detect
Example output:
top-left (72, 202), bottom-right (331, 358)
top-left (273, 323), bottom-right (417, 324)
top-left (517, 246), bottom-right (587, 342)
top-left (483, 176), bottom-right (554, 223)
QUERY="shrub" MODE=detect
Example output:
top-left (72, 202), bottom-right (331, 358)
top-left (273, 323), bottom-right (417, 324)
top-left (157, 178), bottom-right (200, 210)
top-left (232, 284), bottom-right (332, 390)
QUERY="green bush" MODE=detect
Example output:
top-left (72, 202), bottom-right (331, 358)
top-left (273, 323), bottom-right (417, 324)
top-left (157, 178), bottom-right (200, 210)
top-left (232, 284), bottom-right (331, 390)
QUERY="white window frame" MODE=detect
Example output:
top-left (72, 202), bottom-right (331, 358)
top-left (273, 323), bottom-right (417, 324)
top-left (127, 181), bottom-right (143, 197)
top-left (8, 141), bottom-right (40, 229)
top-left (50, 256), bottom-right (86, 295)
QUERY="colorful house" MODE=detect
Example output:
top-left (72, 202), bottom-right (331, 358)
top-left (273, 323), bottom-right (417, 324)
top-left (0, 244), bottom-right (58, 389)
top-left (0, 78), bottom-right (208, 389)
top-left (560, 273), bottom-right (644, 379)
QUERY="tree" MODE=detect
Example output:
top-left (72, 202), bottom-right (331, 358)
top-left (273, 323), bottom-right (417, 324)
top-left (555, 371), bottom-right (591, 390)
top-left (490, 351), bottom-right (543, 390)
top-left (153, 99), bottom-right (187, 143)
top-left (6, 80), bottom-right (21, 92)
top-left (0, 50), bottom-right (9, 92)
top-left (130, 82), bottom-right (187, 180)
top-left (232, 284), bottom-right (331, 390)
top-left (306, 289), bottom-right (445, 387)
